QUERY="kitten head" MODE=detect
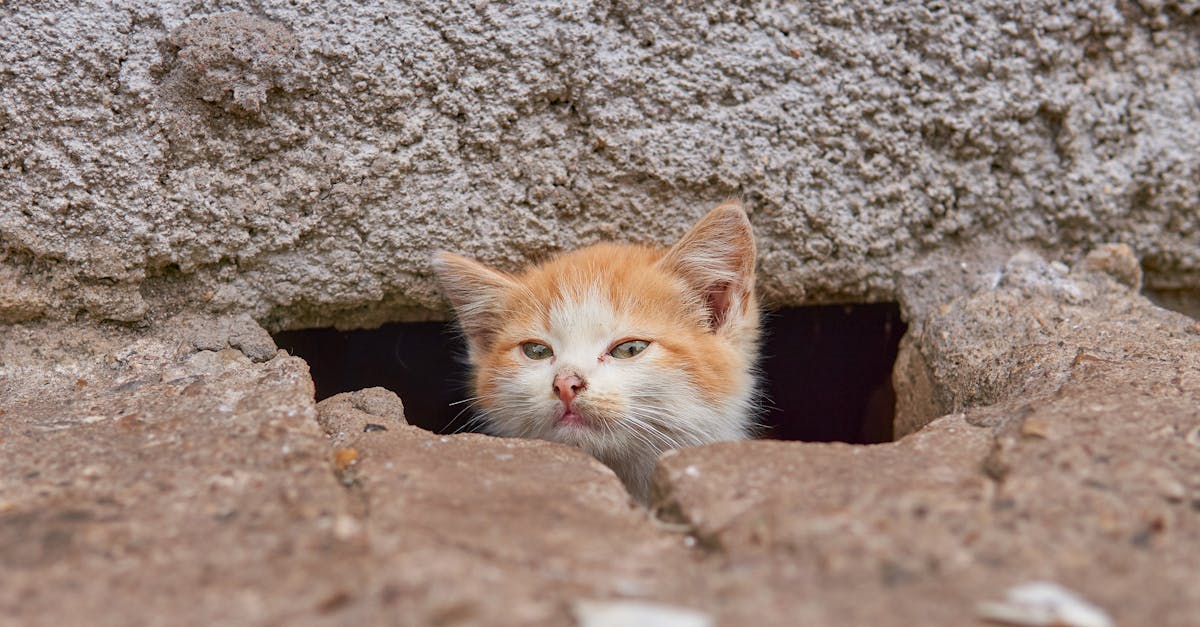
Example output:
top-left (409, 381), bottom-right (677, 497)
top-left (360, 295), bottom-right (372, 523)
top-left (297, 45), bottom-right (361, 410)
top-left (432, 201), bottom-right (759, 500)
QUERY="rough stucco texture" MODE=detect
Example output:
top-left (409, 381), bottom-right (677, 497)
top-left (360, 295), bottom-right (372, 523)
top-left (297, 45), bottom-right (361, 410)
top-left (2, 1), bottom-right (1199, 330)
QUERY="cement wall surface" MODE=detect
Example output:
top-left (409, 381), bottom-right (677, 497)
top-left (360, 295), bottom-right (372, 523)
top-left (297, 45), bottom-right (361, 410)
top-left (2, 1), bottom-right (1198, 330)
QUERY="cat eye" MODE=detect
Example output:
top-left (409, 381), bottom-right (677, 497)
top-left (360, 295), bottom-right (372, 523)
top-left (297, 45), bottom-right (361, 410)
top-left (609, 340), bottom-right (650, 359)
top-left (521, 342), bottom-right (554, 360)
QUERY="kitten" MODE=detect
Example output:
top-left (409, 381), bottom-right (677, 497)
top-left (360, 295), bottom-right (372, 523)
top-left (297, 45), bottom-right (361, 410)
top-left (432, 201), bottom-right (760, 502)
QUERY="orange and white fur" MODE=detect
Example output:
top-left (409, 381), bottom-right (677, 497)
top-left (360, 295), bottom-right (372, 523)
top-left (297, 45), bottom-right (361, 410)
top-left (433, 201), bottom-right (760, 502)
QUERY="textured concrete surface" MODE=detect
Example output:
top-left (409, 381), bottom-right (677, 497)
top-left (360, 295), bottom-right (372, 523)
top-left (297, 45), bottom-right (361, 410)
top-left (0, 319), bottom-right (362, 626)
top-left (654, 251), bottom-right (1200, 626)
top-left (0, 316), bottom-right (702, 627)
top-left (2, 2), bottom-right (1199, 329)
top-left (3, 1), bottom-right (1200, 624)
top-left (2, 252), bottom-right (1197, 626)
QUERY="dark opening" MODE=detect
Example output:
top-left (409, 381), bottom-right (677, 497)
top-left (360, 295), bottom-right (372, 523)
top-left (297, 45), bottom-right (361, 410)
top-left (758, 304), bottom-right (906, 444)
top-left (1144, 288), bottom-right (1200, 321)
top-left (273, 303), bottom-right (907, 444)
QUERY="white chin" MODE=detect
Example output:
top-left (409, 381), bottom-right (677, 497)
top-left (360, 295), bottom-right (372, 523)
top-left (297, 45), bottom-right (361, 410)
top-left (549, 421), bottom-right (603, 448)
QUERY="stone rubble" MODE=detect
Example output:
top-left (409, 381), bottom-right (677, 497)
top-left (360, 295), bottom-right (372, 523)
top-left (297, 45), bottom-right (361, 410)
top-left (1, 252), bottom-right (1197, 625)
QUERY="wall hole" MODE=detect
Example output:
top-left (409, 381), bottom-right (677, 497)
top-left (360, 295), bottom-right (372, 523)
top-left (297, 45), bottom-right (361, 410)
top-left (1143, 288), bottom-right (1200, 321)
top-left (758, 303), bottom-right (906, 444)
top-left (274, 321), bottom-right (470, 435)
top-left (274, 303), bottom-right (907, 444)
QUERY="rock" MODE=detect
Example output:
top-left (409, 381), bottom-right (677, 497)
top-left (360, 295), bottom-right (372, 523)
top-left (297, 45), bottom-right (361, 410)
top-left (341, 425), bottom-right (697, 626)
top-left (651, 416), bottom-right (996, 625)
top-left (652, 250), bottom-right (1200, 626)
top-left (226, 315), bottom-right (279, 362)
top-left (0, 320), bottom-right (700, 627)
top-left (977, 581), bottom-right (1114, 627)
top-left (315, 386), bottom-right (407, 448)
top-left (180, 313), bottom-right (278, 362)
top-left (3, 244), bottom-right (1200, 625)
top-left (0, 322), bottom-right (361, 626)
top-left (1083, 244), bottom-right (1143, 290)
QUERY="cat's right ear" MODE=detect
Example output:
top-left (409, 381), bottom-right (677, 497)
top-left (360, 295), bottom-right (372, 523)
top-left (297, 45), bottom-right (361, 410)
top-left (432, 252), bottom-right (517, 349)
top-left (657, 200), bottom-right (757, 332)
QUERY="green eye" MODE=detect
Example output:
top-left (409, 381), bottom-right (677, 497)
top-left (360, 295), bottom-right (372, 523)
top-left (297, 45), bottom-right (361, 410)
top-left (610, 340), bottom-right (650, 359)
top-left (521, 342), bottom-right (554, 360)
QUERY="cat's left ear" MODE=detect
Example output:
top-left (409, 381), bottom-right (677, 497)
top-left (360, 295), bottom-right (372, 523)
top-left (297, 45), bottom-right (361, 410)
top-left (657, 200), bottom-right (757, 331)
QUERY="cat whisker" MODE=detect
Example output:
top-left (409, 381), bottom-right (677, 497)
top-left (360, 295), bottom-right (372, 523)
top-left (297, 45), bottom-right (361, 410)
top-left (448, 407), bottom-right (491, 435)
top-left (625, 395), bottom-right (744, 443)
top-left (620, 412), bottom-right (684, 452)
top-left (627, 416), bottom-right (682, 450)
top-left (610, 418), bottom-right (663, 454)
top-left (444, 393), bottom-right (508, 434)
top-left (448, 395), bottom-right (489, 407)
top-left (623, 405), bottom-right (711, 447)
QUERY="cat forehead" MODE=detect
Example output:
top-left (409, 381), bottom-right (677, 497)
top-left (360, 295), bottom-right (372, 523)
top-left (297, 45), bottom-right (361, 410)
top-left (548, 283), bottom-right (618, 334)
top-left (519, 248), bottom-right (692, 326)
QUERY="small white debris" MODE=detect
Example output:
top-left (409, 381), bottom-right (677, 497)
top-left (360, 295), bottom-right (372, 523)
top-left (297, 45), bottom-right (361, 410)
top-left (332, 514), bottom-right (363, 541)
top-left (439, 437), bottom-right (449, 443)
top-left (684, 465), bottom-right (701, 477)
top-left (1184, 425), bottom-right (1200, 448)
top-left (977, 581), bottom-right (1114, 627)
top-left (612, 579), bottom-right (649, 596)
top-left (572, 600), bottom-right (712, 627)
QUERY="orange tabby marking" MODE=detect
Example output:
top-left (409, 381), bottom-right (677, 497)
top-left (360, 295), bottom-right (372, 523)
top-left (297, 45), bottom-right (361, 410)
top-left (433, 201), bottom-right (760, 502)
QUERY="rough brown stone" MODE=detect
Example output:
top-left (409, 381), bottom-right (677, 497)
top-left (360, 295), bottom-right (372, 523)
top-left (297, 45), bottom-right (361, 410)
top-left (653, 251), bottom-right (1200, 627)
top-left (0, 318), bottom-right (708, 626)
top-left (315, 386), bottom-right (407, 449)
top-left (1083, 243), bottom-right (1143, 290)
top-left (339, 425), bottom-right (701, 626)
top-left (0, 319), bottom-right (362, 626)
top-left (1, 250), bottom-right (1198, 626)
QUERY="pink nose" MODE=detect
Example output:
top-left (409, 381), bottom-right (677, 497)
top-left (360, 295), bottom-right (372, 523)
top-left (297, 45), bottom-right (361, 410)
top-left (553, 373), bottom-right (586, 404)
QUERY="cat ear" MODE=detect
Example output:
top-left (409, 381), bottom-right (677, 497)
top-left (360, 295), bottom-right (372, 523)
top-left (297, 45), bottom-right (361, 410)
top-left (657, 200), bottom-right (757, 331)
top-left (432, 252), bottom-right (517, 349)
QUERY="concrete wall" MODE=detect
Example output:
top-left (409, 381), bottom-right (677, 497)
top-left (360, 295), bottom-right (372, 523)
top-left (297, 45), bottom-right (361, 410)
top-left (2, 1), bottom-right (1198, 330)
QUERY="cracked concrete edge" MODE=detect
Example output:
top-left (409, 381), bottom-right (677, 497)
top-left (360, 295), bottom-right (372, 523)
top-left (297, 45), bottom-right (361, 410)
top-left (651, 246), bottom-right (1200, 521)
top-left (644, 252), bottom-right (1200, 626)
top-left (0, 314), bottom-right (376, 626)
top-left (895, 245), bottom-right (1200, 429)
top-left (0, 311), bottom-right (282, 407)
top-left (2, 245), bottom-right (1198, 626)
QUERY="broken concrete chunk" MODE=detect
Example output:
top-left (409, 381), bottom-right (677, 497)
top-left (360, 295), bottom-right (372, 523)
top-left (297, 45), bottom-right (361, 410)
top-left (226, 316), bottom-right (278, 362)
top-left (181, 313), bottom-right (277, 362)
top-left (1083, 243), bottom-right (1142, 290)
top-left (0, 321), bottom-right (350, 626)
top-left (316, 387), bottom-right (408, 448)
top-left (999, 250), bottom-right (1090, 304)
